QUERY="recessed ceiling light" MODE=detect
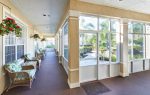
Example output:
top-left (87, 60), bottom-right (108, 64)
top-left (43, 14), bottom-right (46, 16)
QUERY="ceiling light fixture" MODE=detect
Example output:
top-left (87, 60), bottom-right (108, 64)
top-left (43, 14), bottom-right (46, 16)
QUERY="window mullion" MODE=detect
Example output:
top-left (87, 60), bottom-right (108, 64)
top-left (109, 19), bottom-right (111, 64)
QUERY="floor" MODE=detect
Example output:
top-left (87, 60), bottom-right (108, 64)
top-left (3, 49), bottom-right (150, 95)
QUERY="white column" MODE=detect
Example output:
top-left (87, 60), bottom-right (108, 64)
top-left (120, 19), bottom-right (129, 77)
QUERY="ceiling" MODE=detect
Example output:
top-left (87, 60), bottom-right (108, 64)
top-left (80, 0), bottom-right (150, 15)
top-left (11, 0), bottom-right (68, 36)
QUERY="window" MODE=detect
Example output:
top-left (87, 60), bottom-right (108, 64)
top-left (99, 18), bottom-right (120, 64)
top-left (17, 45), bottom-right (24, 59)
top-left (128, 22), bottom-right (150, 60)
top-left (79, 15), bottom-right (121, 65)
top-left (4, 17), bottom-right (26, 64)
top-left (80, 33), bottom-right (97, 66)
top-left (99, 18), bottom-right (110, 64)
top-left (145, 24), bottom-right (150, 59)
top-left (5, 46), bottom-right (16, 64)
top-left (63, 21), bottom-right (69, 60)
top-left (79, 16), bottom-right (98, 30)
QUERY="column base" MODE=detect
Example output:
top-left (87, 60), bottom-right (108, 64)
top-left (119, 72), bottom-right (129, 77)
top-left (67, 79), bottom-right (80, 88)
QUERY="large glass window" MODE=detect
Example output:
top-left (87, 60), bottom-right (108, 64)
top-left (128, 22), bottom-right (144, 60)
top-left (63, 21), bottom-right (69, 60)
top-left (79, 16), bottom-right (98, 30)
top-left (99, 18), bottom-right (120, 64)
top-left (99, 18), bottom-right (110, 64)
top-left (145, 24), bottom-right (150, 59)
top-left (80, 33), bottom-right (97, 66)
top-left (79, 16), bottom-right (121, 66)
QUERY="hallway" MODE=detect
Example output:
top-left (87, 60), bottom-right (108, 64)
top-left (4, 49), bottom-right (85, 95)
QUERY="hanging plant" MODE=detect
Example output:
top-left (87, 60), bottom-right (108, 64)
top-left (0, 17), bottom-right (22, 37)
top-left (31, 34), bottom-right (40, 39)
top-left (41, 38), bottom-right (46, 41)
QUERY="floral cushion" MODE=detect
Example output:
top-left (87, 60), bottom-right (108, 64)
top-left (24, 61), bottom-right (37, 68)
top-left (5, 63), bottom-right (22, 72)
top-left (14, 69), bottom-right (36, 81)
top-left (23, 69), bottom-right (36, 78)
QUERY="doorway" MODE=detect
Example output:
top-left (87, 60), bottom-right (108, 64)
top-left (79, 31), bottom-right (120, 83)
top-left (79, 32), bottom-right (98, 82)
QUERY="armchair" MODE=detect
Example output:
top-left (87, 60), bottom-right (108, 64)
top-left (4, 63), bottom-right (36, 91)
top-left (24, 55), bottom-right (41, 69)
top-left (35, 49), bottom-right (46, 60)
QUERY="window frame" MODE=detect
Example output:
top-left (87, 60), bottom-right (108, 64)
top-left (3, 8), bottom-right (27, 65)
top-left (62, 20), bottom-right (69, 61)
top-left (79, 15), bottom-right (121, 65)
top-left (128, 21), bottom-right (150, 61)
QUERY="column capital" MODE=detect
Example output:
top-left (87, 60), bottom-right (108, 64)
top-left (68, 10), bottom-right (80, 17)
top-left (121, 18), bottom-right (129, 24)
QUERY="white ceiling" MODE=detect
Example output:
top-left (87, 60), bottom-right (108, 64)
top-left (80, 0), bottom-right (150, 15)
top-left (11, 0), bottom-right (68, 36)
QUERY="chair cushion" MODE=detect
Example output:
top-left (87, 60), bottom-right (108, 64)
top-left (24, 61), bottom-right (37, 68)
top-left (5, 63), bottom-right (22, 72)
top-left (14, 69), bottom-right (36, 81)
top-left (15, 59), bottom-right (24, 65)
top-left (22, 69), bottom-right (36, 78)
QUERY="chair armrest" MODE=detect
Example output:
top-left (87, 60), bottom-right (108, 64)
top-left (26, 59), bottom-right (38, 62)
top-left (34, 56), bottom-right (42, 60)
top-left (22, 65), bottom-right (35, 70)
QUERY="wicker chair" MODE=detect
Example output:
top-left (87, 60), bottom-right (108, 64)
top-left (24, 55), bottom-right (41, 69)
top-left (36, 49), bottom-right (45, 59)
top-left (4, 63), bottom-right (36, 91)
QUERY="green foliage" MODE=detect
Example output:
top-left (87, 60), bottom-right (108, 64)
top-left (0, 17), bottom-right (22, 37)
top-left (133, 37), bottom-right (143, 45)
top-left (111, 55), bottom-right (116, 62)
top-left (31, 34), bottom-right (40, 39)
top-left (133, 54), bottom-right (143, 59)
top-left (133, 23), bottom-right (143, 33)
top-left (46, 45), bottom-right (54, 48)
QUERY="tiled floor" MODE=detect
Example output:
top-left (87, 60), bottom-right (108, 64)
top-left (3, 49), bottom-right (150, 95)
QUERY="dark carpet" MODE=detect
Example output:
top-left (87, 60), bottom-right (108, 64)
top-left (82, 81), bottom-right (111, 95)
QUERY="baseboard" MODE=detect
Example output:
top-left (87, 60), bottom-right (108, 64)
top-left (119, 72), bottom-right (129, 77)
top-left (67, 79), bottom-right (80, 88)
top-left (80, 78), bottom-right (97, 83)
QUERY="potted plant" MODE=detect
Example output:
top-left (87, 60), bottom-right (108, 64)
top-left (41, 38), bottom-right (46, 41)
top-left (31, 34), bottom-right (40, 39)
top-left (0, 17), bottom-right (22, 37)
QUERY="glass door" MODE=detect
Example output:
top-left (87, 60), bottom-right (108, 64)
top-left (98, 18), bottom-right (120, 79)
top-left (79, 33), bottom-right (98, 82)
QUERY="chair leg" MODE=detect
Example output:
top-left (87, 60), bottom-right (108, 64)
top-left (6, 82), bottom-right (12, 92)
top-left (30, 82), bottom-right (32, 89)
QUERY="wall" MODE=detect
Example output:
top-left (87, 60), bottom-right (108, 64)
top-left (0, 0), bottom-right (36, 94)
